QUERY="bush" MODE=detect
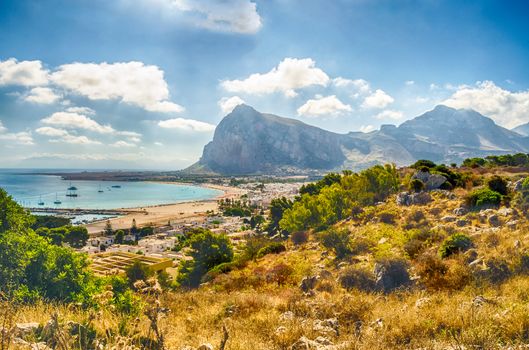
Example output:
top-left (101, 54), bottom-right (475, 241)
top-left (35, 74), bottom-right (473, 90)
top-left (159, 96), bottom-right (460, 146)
top-left (416, 253), bottom-right (471, 290)
top-left (290, 231), bottom-right (309, 245)
top-left (339, 266), bottom-right (375, 291)
top-left (267, 263), bottom-right (293, 285)
top-left (318, 228), bottom-right (352, 260)
top-left (409, 179), bottom-right (425, 193)
top-left (378, 210), bottom-right (398, 224)
top-left (486, 175), bottom-right (508, 195)
top-left (466, 188), bottom-right (502, 208)
top-left (411, 160), bottom-right (436, 169)
top-left (126, 261), bottom-right (153, 287)
top-left (374, 258), bottom-right (410, 292)
top-left (403, 238), bottom-right (424, 259)
top-left (439, 233), bottom-right (473, 258)
top-left (256, 242), bottom-right (286, 258)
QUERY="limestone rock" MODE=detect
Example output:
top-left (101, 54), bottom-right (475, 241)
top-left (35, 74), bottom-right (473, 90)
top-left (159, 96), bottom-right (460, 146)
top-left (488, 214), bottom-right (501, 227)
top-left (197, 344), bottom-right (214, 350)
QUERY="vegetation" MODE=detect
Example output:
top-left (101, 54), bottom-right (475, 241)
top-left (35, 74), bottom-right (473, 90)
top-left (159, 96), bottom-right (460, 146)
top-left (439, 233), bottom-right (473, 258)
top-left (466, 188), bottom-right (502, 208)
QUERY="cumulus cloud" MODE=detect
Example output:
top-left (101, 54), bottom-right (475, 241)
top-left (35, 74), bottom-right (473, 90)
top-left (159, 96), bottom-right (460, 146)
top-left (50, 61), bottom-right (184, 113)
top-left (218, 96), bottom-right (245, 114)
top-left (0, 121), bottom-right (34, 145)
top-left (158, 118), bottom-right (215, 132)
top-left (333, 77), bottom-right (370, 95)
top-left (297, 95), bottom-right (352, 117)
top-left (65, 106), bottom-right (95, 115)
top-left (374, 110), bottom-right (404, 120)
top-left (0, 58), bottom-right (49, 86)
top-left (138, 0), bottom-right (262, 34)
top-left (24, 87), bottom-right (61, 104)
top-left (362, 89), bottom-right (394, 109)
top-left (111, 140), bottom-right (136, 148)
top-left (42, 112), bottom-right (115, 134)
top-left (36, 125), bottom-right (101, 145)
top-left (442, 80), bottom-right (529, 129)
top-left (221, 58), bottom-right (330, 97)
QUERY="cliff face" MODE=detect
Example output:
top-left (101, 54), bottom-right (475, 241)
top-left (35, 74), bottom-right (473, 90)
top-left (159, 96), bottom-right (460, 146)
top-left (189, 104), bottom-right (529, 175)
top-left (198, 105), bottom-right (347, 174)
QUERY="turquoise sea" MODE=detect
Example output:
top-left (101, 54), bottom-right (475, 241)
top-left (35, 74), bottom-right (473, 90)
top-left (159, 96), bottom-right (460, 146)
top-left (0, 169), bottom-right (222, 210)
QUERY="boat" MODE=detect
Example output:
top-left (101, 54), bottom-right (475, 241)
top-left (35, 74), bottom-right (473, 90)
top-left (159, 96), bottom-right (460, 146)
top-left (111, 185), bottom-right (121, 188)
top-left (54, 193), bottom-right (62, 205)
top-left (98, 185), bottom-right (104, 193)
top-left (38, 196), bottom-right (44, 206)
top-left (67, 182), bottom-right (78, 191)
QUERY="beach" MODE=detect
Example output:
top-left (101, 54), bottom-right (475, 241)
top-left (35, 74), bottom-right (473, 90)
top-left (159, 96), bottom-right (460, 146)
top-left (85, 183), bottom-right (244, 235)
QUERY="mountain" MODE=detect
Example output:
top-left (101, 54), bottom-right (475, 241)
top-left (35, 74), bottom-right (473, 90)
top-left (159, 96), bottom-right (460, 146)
top-left (513, 122), bottom-right (529, 136)
top-left (188, 104), bottom-right (529, 175)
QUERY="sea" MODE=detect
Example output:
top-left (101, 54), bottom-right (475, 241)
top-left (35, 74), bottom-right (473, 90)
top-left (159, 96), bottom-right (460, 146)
top-left (0, 169), bottom-right (222, 224)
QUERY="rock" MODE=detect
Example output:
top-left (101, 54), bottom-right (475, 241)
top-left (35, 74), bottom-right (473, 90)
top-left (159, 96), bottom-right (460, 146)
top-left (14, 322), bottom-right (40, 338)
top-left (275, 326), bottom-right (287, 335)
top-left (314, 336), bottom-right (333, 346)
top-left (488, 214), bottom-right (501, 227)
top-left (415, 297), bottom-right (431, 308)
top-left (337, 262), bottom-right (348, 269)
top-left (514, 240), bottom-right (522, 249)
top-left (511, 178), bottom-right (525, 192)
top-left (410, 192), bottom-right (432, 205)
top-left (313, 318), bottom-right (339, 336)
top-left (300, 275), bottom-right (319, 293)
top-left (453, 207), bottom-right (468, 216)
top-left (456, 219), bottom-right (470, 227)
top-left (498, 208), bottom-right (513, 216)
top-left (369, 318), bottom-right (384, 329)
top-left (280, 311), bottom-right (295, 321)
top-left (507, 220), bottom-right (519, 230)
top-left (31, 343), bottom-right (52, 350)
top-left (412, 171), bottom-right (447, 190)
top-left (468, 258), bottom-right (483, 268)
top-left (197, 344), bottom-right (214, 350)
top-left (441, 216), bottom-right (456, 223)
top-left (396, 192), bottom-right (411, 206)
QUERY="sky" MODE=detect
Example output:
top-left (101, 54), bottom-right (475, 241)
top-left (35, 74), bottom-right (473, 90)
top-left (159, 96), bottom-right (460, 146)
top-left (1, 0), bottom-right (529, 169)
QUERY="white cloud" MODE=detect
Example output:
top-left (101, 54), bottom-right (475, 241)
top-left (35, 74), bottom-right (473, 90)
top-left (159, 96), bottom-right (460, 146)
top-left (443, 80), bottom-right (529, 129)
top-left (362, 89), bottom-right (394, 109)
top-left (42, 112), bottom-right (115, 134)
top-left (359, 125), bottom-right (375, 133)
top-left (221, 58), bottom-right (330, 97)
top-left (24, 87), bottom-right (61, 104)
top-left (374, 110), bottom-right (404, 120)
top-left (333, 77), bottom-right (370, 93)
top-left (154, 142), bottom-right (163, 146)
top-left (36, 126), bottom-right (69, 137)
top-left (218, 96), bottom-right (245, 114)
top-left (139, 0), bottom-right (262, 34)
top-left (50, 61), bottom-right (184, 113)
top-left (0, 120), bottom-right (34, 145)
top-left (111, 140), bottom-right (136, 148)
top-left (405, 80), bottom-right (415, 86)
top-left (36, 125), bottom-right (101, 145)
top-left (65, 106), bottom-right (95, 115)
top-left (297, 95), bottom-right (352, 117)
top-left (0, 58), bottom-right (49, 86)
top-left (158, 118), bottom-right (215, 132)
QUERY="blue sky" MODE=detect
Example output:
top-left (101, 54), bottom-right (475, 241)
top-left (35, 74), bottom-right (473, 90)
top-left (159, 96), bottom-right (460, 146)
top-left (1, 0), bottom-right (529, 169)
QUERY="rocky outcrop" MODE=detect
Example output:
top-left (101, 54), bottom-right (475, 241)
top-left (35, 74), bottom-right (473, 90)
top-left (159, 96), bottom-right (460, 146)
top-left (189, 104), bottom-right (529, 175)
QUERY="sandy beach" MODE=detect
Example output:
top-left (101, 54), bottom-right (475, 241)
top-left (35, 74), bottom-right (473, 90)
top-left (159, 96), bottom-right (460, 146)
top-left (85, 183), bottom-right (244, 235)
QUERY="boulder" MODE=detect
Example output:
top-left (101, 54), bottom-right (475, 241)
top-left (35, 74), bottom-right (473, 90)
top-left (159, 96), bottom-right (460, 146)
top-left (488, 214), bottom-right (502, 227)
top-left (441, 216), bottom-right (456, 223)
top-left (289, 336), bottom-right (335, 350)
top-left (412, 171), bottom-right (447, 190)
top-left (396, 192), bottom-right (411, 206)
top-left (313, 318), bottom-right (339, 336)
top-left (373, 261), bottom-right (410, 293)
top-left (14, 323), bottom-right (40, 339)
top-left (410, 192), bottom-right (432, 205)
top-left (453, 207), bottom-right (468, 216)
top-left (498, 208), bottom-right (514, 217)
top-left (456, 219), bottom-right (470, 227)
top-left (300, 275), bottom-right (319, 293)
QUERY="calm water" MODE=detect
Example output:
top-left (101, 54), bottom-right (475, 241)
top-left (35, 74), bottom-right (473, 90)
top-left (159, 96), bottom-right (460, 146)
top-left (0, 169), bottom-right (222, 210)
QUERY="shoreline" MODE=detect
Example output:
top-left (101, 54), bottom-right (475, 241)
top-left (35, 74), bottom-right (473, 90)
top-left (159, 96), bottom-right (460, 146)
top-left (82, 182), bottom-right (244, 235)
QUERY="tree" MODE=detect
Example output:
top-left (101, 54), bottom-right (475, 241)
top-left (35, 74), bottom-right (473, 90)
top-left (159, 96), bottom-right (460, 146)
top-left (0, 188), bottom-right (34, 234)
top-left (177, 230), bottom-right (233, 288)
top-left (115, 229), bottom-right (125, 244)
top-left (126, 261), bottom-right (153, 287)
top-left (131, 219), bottom-right (138, 235)
top-left (64, 226), bottom-right (89, 248)
top-left (104, 220), bottom-right (113, 236)
top-left (266, 197), bottom-right (293, 235)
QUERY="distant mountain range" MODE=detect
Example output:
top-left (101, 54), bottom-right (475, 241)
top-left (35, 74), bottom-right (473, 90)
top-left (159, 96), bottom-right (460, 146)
top-left (186, 104), bottom-right (529, 175)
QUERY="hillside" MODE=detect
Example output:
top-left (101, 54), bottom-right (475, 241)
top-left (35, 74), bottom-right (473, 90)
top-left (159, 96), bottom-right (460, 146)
top-left (190, 105), bottom-right (529, 175)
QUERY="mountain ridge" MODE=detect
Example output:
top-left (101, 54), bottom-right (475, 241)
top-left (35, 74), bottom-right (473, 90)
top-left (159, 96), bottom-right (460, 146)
top-left (187, 104), bottom-right (529, 175)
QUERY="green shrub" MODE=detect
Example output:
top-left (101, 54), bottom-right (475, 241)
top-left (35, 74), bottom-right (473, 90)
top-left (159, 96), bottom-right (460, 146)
top-left (404, 238), bottom-right (424, 259)
top-left (378, 210), bottom-right (398, 224)
top-left (466, 188), bottom-right (502, 208)
top-left (409, 179), bottom-right (425, 193)
top-left (290, 231), bottom-right (309, 245)
top-left (256, 242), bottom-right (286, 258)
top-left (486, 175), bottom-right (508, 195)
top-left (318, 228), bottom-right (352, 260)
top-left (439, 233), bottom-right (473, 258)
top-left (411, 160), bottom-right (436, 169)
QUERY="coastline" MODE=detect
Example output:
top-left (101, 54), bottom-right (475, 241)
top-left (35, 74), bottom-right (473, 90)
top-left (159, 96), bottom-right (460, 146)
top-left (84, 182), bottom-right (244, 235)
